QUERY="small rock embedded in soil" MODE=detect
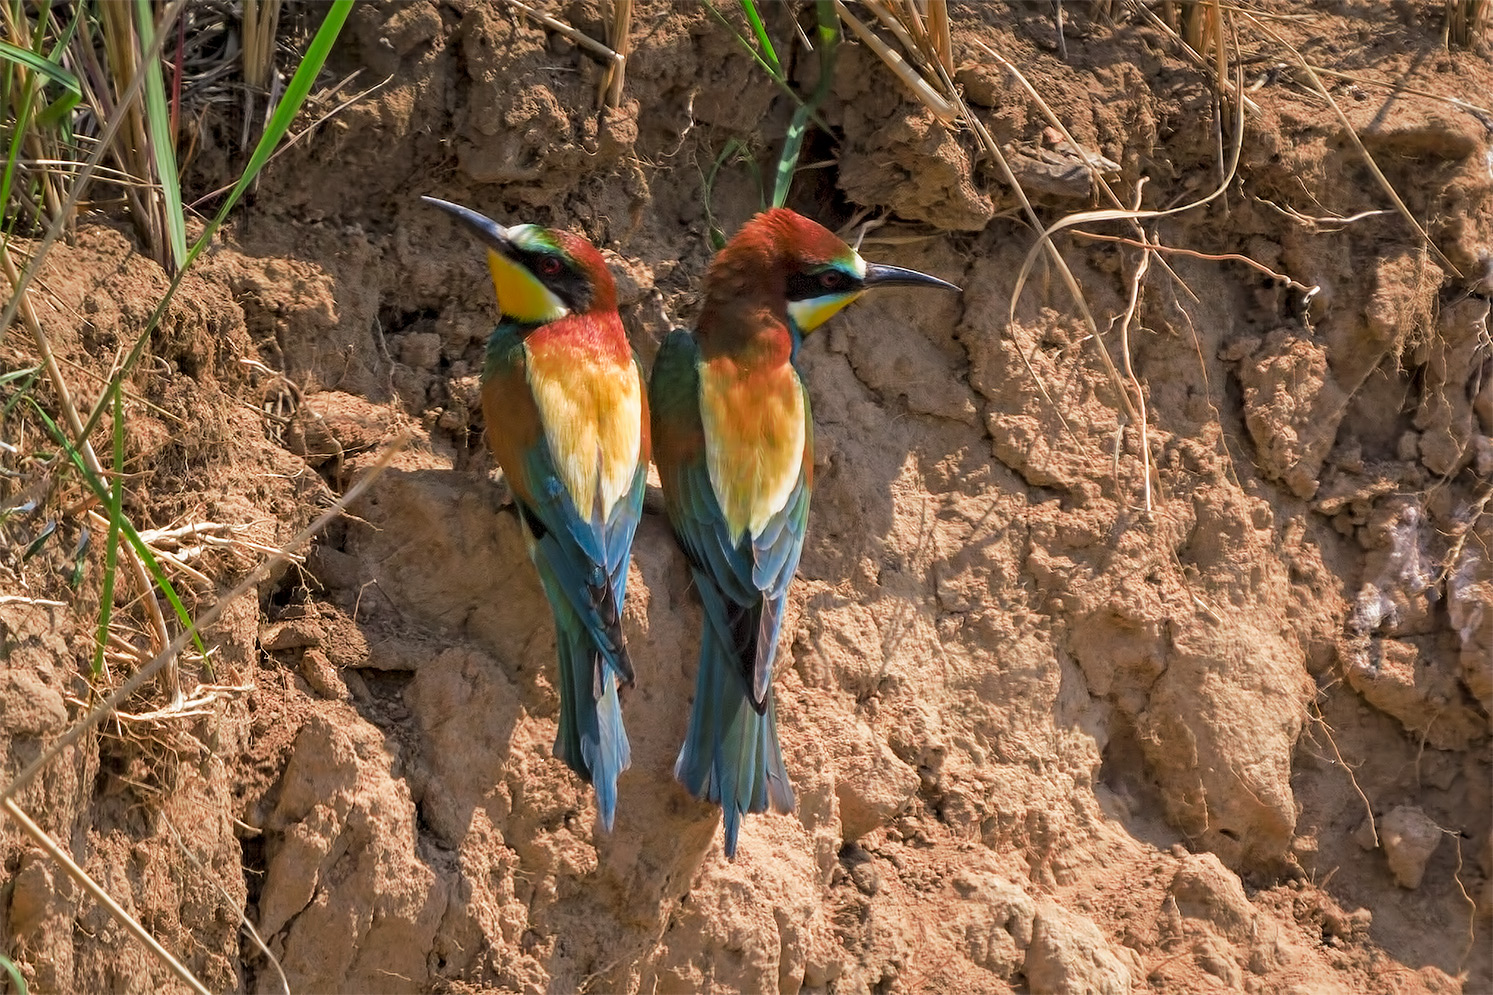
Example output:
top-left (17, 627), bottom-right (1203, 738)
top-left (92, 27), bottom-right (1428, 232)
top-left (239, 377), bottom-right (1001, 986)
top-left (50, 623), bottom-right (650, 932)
top-left (1168, 853), bottom-right (1257, 942)
top-left (1025, 899), bottom-right (1132, 995)
top-left (1380, 805), bottom-right (1444, 890)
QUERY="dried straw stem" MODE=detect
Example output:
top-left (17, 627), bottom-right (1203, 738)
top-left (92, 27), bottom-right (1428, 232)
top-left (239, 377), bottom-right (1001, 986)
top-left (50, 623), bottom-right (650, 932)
top-left (243, 0), bottom-right (284, 91)
top-left (497, 0), bottom-right (625, 109)
top-left (1243, 13), bottom-right (1462, 279)
top-left (834, 0), bottom-right (957, 123)
top-left (1, 246), bottom-right (180, 703)
top-left (2, 797), bottom-right (212, 995)
top-left (0, 434), bottom-right (408, 807)
top-left (603, 0), bottom-right (633, 109)
top-left (1444, 0), bottom-right (1490, 48)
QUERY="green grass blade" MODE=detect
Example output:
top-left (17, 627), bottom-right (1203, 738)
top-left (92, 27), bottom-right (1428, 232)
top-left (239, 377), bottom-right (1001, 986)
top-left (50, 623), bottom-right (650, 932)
top-left (0, 38), bottom-right (81, 94)
top-left (22, 520), bottom-right (56, 560)
top-left (702, 0), bottom-right (832, 194)
top-left (134, 0), bottom-right (188, 271)
top-left (738, 0), bottom-right (781, 76)
top-left (69, 526), bottom-right (90, 587)
top-left (26, 397), bottom-right (207, 659)
top-left (94, 382), bottom-right (124, 674)
top-left (34, 89), bottom-right (80, 129)
top-left (772, 0), bottom-right (839, 208)
top-left (222, 0), bottom-right (354, 213)
top-left (0, 365), bottom-right (40, 387)
top-left (78, 0), bottom-right (353, 446)
top-left (703, 139), bottom-right (750, 250)
top-left (0, 952), bottom-right (28, 995)
top-left (0, 87), bottom-right (36, 224)
top-left (1, 368), bottom-right (41, 420)
top-left (704, 0), bottom-right (785, 85)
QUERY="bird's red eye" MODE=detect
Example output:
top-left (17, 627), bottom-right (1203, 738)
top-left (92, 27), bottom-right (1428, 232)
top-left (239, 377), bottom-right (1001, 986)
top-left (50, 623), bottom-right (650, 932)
top-left (539, 257), bottom-right (564, 277)
top-left (819, 270), bottom-right (847, 291)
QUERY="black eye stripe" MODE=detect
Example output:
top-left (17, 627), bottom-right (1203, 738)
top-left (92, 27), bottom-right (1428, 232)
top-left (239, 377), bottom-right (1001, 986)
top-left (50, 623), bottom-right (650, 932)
top-left (510, 247), bottom-right (592, 313)
top-left (786, 268), bottom-right (861, 301)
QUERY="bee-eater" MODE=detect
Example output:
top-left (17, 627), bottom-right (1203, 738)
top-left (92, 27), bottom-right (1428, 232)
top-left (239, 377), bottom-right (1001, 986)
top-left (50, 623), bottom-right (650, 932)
top-left (649, 208), bottom-right (960, 856)
top-left (424, 196), bottom-right (648, 831)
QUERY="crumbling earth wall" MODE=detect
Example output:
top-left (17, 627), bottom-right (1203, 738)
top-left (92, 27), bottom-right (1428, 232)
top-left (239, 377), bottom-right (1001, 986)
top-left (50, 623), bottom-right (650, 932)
top-left (1, 2), bottom-right (1489, 993)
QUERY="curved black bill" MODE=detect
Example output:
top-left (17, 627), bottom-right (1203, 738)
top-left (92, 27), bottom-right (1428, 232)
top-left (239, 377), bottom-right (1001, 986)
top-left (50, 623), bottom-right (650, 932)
top-left (422, 195), bottom-right (512, 255)
top-left (863, 262), bottom-right (962, 293)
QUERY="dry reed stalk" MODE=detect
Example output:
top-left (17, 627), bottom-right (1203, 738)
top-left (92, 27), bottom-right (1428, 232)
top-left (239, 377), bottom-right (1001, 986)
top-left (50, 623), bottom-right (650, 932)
top-left (834, 0), bottom-right (957, 123)
top-left (1131, 0), bottom-right (1258, 115)
top-left (163, 813), bottom-right (290, 995)
top-left (1444, 0), bottom-right (1490, 47)
top-left (242, 0), bottom-right (283, 90)
top-left (97, 0), bottom-right (170, 267)
top-left (1242, 12), bottom-right (1462, 279)
top-left (603, 0), bottom-right (633, 108)
top-left (923, 0), bottom-right (952, 74)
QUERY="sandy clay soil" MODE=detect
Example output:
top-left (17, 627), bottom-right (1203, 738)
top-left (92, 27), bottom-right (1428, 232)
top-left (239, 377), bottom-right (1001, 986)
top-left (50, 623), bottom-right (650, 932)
top-left (1, 1), bottom-right (1491, 993)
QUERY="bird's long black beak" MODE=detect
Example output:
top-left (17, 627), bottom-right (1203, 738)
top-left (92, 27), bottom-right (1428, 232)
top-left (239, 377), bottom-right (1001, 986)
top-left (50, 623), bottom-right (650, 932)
top-left (863, 262), bottom-right (962, 293)
top-left (422, 196), bottom-right (513, 257)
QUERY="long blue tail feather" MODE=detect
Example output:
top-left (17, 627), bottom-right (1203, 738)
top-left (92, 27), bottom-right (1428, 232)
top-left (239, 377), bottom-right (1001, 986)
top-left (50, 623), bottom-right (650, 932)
top-left (536, 553), bottom-right (631, 832)
top-left (674, 614), bottom-right (794, 857)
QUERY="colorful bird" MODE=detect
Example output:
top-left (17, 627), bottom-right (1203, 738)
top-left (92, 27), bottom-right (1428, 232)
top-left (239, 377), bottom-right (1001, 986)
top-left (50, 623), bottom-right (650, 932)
top-left (649, 208), bottom-right (960, 856)
top-left (425, 196), bottom-right (648, 831)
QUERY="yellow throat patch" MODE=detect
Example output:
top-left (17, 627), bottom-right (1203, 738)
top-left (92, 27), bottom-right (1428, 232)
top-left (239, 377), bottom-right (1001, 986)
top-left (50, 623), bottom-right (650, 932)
top-left (487, 249), bottom-right (568, 324)
top-left (787, 291), bottom-right (860, 333)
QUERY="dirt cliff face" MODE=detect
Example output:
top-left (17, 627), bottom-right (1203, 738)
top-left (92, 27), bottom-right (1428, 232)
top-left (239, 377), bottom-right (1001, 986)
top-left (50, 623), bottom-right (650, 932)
top-left (1, 2), bottom-right (1489, 993)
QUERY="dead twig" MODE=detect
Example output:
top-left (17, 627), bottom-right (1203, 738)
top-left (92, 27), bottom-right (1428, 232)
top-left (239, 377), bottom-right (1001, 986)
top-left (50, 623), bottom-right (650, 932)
top-left (1242, 12), bottom-right (1462, 278)
top-left (3, 797), bottom-right (211, 995)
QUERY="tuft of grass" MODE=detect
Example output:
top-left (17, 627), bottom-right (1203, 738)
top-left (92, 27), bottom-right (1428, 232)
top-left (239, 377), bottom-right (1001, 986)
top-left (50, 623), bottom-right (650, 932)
top-left (704, 137), bottom-right (762, 250)
top-left (834, 0), bottom-right (957, 123)
top-left (3, 0), bottom-right (354, 708)
top-left (132, 0), bottom-right (187, 271)
top-left (699, 1), bottom-right (838, 231)
top-left (0, 2), bottom-right (362, 987)
top-left (0, 3), bottom-right (83, 234)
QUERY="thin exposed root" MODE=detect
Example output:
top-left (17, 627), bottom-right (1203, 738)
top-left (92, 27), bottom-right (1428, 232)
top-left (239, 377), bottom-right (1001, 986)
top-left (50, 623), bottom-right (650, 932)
top-left (1070, 230), bottom-right (1321, 299)
top-left (163, 812), bottom-right (290, 995)
top-left (1311, 701), bottom-right (1377, 848)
